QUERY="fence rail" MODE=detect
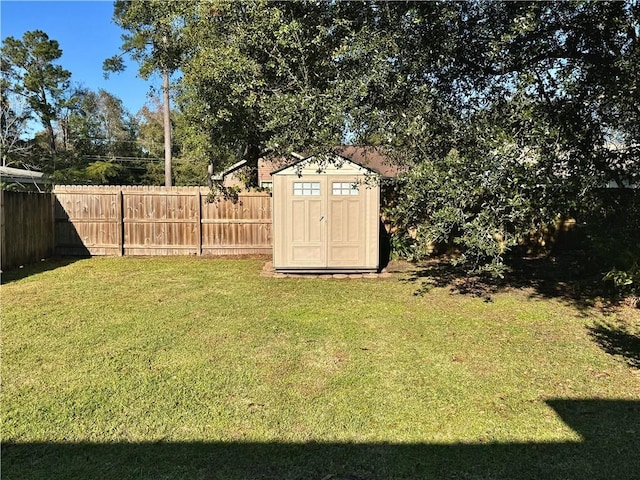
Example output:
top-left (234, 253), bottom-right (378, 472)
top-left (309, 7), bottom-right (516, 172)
top-left (1, 190), bottom-right (54, 270)
top-left (53, 186), bottom-right (272, 257)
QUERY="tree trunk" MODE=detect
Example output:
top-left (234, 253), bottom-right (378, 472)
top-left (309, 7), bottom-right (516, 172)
top-left (60, 116), bottom-right (68, 151)
top-left (45, 119), bottom-right (56, 154)
top-left (244, 141), bottom-right (262, 187)
top-left (162, 68), bottom-right (172, 187)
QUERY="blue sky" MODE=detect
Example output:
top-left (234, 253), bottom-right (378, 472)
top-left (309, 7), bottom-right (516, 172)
top-left (1, 0), bottom-right (155, 116)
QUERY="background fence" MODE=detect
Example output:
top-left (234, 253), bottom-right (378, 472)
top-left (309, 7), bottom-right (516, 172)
top-left (1, 190), bottom-right (55, 271)
top-left (4, 185), bottom-right (637, 272)
top-left (53, 186), bottom-right (272, 257)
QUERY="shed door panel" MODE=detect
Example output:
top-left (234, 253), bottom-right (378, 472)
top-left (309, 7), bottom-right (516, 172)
top-left (286, 181), bottom-right (325, 267)
top-left (327, 195), bottom-right (364, 267)
top-left (279, 175), bottom-right (374, 270)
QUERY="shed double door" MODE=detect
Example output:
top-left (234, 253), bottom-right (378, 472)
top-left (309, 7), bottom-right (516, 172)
top-left (284, 177), bottom-right (365, 269)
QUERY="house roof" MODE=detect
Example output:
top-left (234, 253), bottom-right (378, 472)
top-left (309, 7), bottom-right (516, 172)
top-left (0, 166), bottom-right (47, 184)
top-left (268, 146), bottom-right (404, 179)
top-left (333, 146), bottom-right (406, 178)
top-left (213, 146), bottom-right (405, 185)
top-left (211, 159), bottom-right (249, 181)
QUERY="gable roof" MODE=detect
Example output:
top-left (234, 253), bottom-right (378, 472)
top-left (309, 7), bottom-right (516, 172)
top-left (270, 152), bottom-right (380, 177)
top-left (268, 146), bottom-right (404, 179)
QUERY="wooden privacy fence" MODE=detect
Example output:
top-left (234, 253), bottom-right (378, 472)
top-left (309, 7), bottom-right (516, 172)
top-left (53, 186), bottom-right (272, 256)
top-left (1, 190), bottom-right (55, 271)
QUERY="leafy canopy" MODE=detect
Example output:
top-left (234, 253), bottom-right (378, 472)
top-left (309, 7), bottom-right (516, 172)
top-left (1, 30), bottom-right (71, 153)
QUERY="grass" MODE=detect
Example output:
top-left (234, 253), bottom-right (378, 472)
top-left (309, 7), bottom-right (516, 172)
top-left (2, 257), bottom-right (639, 479)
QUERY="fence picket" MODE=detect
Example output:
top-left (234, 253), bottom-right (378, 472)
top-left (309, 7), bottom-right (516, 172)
top-left (1, 190), bottom-right (55, 270)
top-left (51, 186), bottom-right (272, 257)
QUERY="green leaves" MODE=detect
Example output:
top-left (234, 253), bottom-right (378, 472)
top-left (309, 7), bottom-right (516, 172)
top-left (1, 30), bottom-right (71, 153)
top-left (84, 160), bottom-right (124, 183)
top-left (102, 56), bottom-right (126, 77)
top-left (111, 0), bottom-right (189, 76)
top-left (175, 1), bottom-right (359, 179)
top-left (384, 115), bottom-right (562, 277)
top-left (103, 1), bottom-right (640, 274)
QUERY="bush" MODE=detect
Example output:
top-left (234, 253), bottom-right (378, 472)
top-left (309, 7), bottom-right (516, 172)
top-left (604, 263), bottom-right (640, 306)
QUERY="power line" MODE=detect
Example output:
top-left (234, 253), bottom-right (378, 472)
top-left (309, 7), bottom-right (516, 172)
top-left (79, 137), bottom-right (182, 147)
top-left (81, 155), bottom-right (164, 162)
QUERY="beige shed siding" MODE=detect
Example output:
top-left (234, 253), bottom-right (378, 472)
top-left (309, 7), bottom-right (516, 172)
top-left (327, 180), bottom-right (364, 267)
top-left (273, 175), bottom-right (286, 268)
top-left (272, 156), bottom-right (380, 272)
top-left (275, 158), bottom-right (370, 177)
top-left (365, 180), bottom-right (381, 268)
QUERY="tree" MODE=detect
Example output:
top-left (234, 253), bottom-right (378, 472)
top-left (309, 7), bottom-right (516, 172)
top-left (1, 30), bottom-right (71, 155)
top-left (48, 87), bottom-right (145, 185)
top-left (136, 100), bottom-right (165, 160)
top-left (123, 1), bottom-right (638, 276)
top-left (105, 0), bottom-right (189, 186)
top-left (137, 98), bottom-right (212, 186)
top-left (176, 1), bottom-right (382, 182)
top-left (70, 89), bottom-right (139, 158)
top-left (136, 99), bottom-right (175, 184)
top-left (359, 1), bottom-right (640, 275)
top-left (0, 89), bottom-right (33, 167)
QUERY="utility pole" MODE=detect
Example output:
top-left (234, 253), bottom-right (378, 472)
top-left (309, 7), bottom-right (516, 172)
top-left (162, 66), bottom-right (172, 187)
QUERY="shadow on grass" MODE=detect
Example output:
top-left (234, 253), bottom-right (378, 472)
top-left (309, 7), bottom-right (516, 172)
top-left (0, 256), bottom-right (87, 285)
top-left (401, 253), bottom-right (620, 310)
top-left (2, 400), bottom-right (638, 480)
top-left (401, 253), bottom-right (640, 367)
top-left (588, 321), bottom-right (640, 369)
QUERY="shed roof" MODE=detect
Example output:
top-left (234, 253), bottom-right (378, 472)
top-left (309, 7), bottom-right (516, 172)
top-left (270, 146), bottom-right (405, 178)
top-left (270, 152), bottom-right (381, 177)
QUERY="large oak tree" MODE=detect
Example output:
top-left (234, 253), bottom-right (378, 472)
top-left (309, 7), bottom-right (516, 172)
top-left (112, 0), bottom-right (639, 276)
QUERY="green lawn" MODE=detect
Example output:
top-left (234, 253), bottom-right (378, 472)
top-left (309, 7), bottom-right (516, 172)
top-left (2, 257), bottom-right (638, 479)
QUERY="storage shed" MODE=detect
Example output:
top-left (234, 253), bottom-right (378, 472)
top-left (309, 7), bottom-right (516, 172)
top-left (272, 154), bottom-right (381, 273)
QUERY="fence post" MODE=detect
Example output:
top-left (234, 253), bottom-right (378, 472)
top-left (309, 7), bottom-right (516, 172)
top-left (51, 190), bottom-right (56, 256)
top-left (0, 190), bottom-right (5, 268)
top-left (196, 189), bottom-right (202, 256)
top-left (117, 189), bottom-right (124, 256)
